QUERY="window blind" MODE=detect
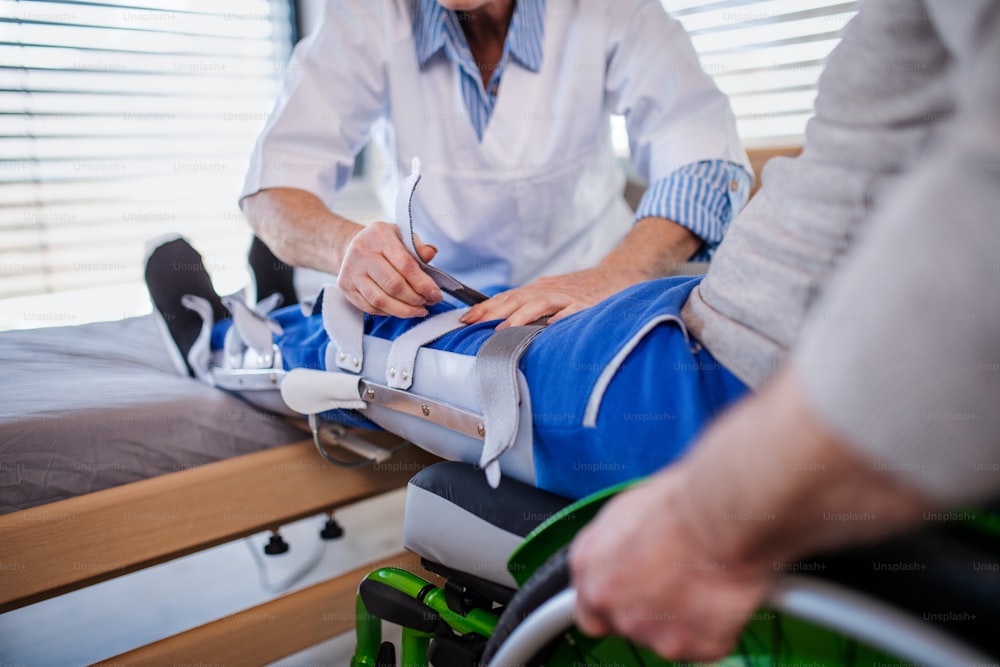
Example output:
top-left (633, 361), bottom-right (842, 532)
top-left (664, 0), bottom-right (860, 147)
top-left (612, 0), bottom-right (859, 155)
top-left (0, 0), bottom-right (293, 315)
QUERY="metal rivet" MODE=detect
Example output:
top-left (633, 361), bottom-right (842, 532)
top-left (420, 403), bottom-right (430, 417)
top-left (389, 367), bottom-right (396, 378)
top-left (402, 370), bottom-right (409, 381)
top-left (477, 423), bottom-right (486, 437)
top-left (338, 352), bottom-right (346, 361)
top-left (352, 357), bottom-right (359, 367)
top-left (365, 388), bottom-right (375, 400)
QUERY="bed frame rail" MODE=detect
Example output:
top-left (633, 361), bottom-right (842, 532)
top-left (0, 438), bottom-right (436, 613)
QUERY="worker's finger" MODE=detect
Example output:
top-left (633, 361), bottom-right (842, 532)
top-left (367, 253), bottom-right (435, 309)
top-left (416, 242), bottom-right (438, 263)
top-left (460, 289), bottom-right (526, 324)
top-left (573, 596), bottom-right (614, 638)
top-left (546, 303), bottom-right (585, 324)
top-left (496, 299), bottom-right (560, 328)
top-left (410, 231), bottom-right (438, 265)
top-left (382, 238), bottom-right (443, 305)
top-left (342, 271), bottom-right (429, 319)
top-left (569, 537), bottom-right (614, 637)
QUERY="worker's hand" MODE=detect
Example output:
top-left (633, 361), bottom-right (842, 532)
top-left (569, 472), bottom-right (773, 663)
top-left (460, 266), bottom-right (629, 328)
top-left (337, 221), bottom-right (443, 318)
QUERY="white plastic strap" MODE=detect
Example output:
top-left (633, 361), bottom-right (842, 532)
top-left (223, 295), bottom-right (284, 357)
top-left (281, 367), bottom-right (366, 414)
top-left (396, 158), bottom-right (488, 305)
top-left (476, 325), bottom-right (545, 488)
top-left (254, 292), bottom-right (285, 316)
top-left (396, 157), bottom-right (424, 260)
top-left (180, 294), bottom-right (215, 383)
top-left (385, 308), bottom-right (469, 389)
top-left (322, 285), bottom-right (365, 373)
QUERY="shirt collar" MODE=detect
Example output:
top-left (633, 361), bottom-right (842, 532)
top-left (414, 0), bottom-right (545, 73)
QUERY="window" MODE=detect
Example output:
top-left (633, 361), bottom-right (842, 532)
top-left (669, 0), bottom-right (859, 146)
top-left (0, 0), bottom-right (294, 329)
top-left (613, 0), bottom-right (860, 155)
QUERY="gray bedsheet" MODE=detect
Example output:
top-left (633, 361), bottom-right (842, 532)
top-left (0, 315), bottom-right (305, 514)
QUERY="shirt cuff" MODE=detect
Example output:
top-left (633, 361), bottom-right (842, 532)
top-left (633, 160), bottom-right (752, 261)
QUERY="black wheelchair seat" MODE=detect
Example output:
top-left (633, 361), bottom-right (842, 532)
top-left (403, 461), bottom-right (571, 590)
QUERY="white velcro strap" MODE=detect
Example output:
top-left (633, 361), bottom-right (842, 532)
top-left (254, 292), bottom-right (284, 316)
top-left (396, 157), bottom-right (423, 259)
top-left (322, 285), bottom-right (365, 373)
top-left (385, 308), bottom-right (468, 389)
top-left (395, 158), bottom-right (487, 306)
top-left (180, 294), bottom-right (215, 383)
top-left (281, 368), bottom-right (366, 415)
top-left (223, 295), bottom-right (283, 356)
top-left (476, 325), bottom-right (545, 488)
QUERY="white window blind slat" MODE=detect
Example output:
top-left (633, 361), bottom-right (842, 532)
top-left (0, 91), bottom-right (278, 115)
top-left (3, 0), bottom-right (276, 16)
top-left (688, 13), bottom-right (855, 53)
top-left (2, 1), bottom-right (281, 40)
top-left (5, 22), bottom-right (283, 57)
top-left (0, 69), bottom-right (279, 97)
top-left (0, 114), bottom-right (270, 140)
top-left (0, 44), bottom-right (278, 75)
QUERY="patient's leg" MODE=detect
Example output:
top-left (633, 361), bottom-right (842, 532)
top-left (233, 278), bottom-right (749, 498)
top-left (145, 237), bottom-right (749, 498)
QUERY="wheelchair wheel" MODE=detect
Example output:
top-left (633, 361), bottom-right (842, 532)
top-left (481, 540), bottom-right (1000, 667)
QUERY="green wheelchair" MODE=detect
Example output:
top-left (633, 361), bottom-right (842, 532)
top-left (350, 461), bottom-right (1000, 667)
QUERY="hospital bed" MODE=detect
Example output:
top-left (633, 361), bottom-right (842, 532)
top-left (0, 147), bottom-right (800, 664)
top-left (0, 313), bottom-right (438, 663)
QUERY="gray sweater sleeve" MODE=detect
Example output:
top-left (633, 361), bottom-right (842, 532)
top-left (794, 1), bottom-right (1000, 505)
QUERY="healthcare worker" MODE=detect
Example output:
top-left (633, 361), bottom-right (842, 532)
top-left (241, 0), bottom-right (751, 326)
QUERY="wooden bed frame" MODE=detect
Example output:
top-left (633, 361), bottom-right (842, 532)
top-left (0, 436), bottom-right (439, 664)
top-left (0, 147), bottom-right (801, 665)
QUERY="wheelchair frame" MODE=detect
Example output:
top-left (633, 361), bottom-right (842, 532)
top-left (350, 477), bottom-right (1000, 667)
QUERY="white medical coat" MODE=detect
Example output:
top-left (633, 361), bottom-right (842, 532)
top-left (242, 0), bottom-right (750, 289)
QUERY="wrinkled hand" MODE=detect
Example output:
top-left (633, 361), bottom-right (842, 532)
top-left (460, 266), bottom-right (628, 328)
top-left (337, 221), bottom-right (443, 318)
top-left (570, 472), bottom-right (773, 663)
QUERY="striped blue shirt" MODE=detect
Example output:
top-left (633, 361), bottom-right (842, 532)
top-left (413, 0), bottom-right (751, 260)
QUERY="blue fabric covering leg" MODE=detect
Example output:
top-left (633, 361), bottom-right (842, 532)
top-left (517, 277), bottom-right (748, 497)
top-left (210, 277), bottom-right (748, 498)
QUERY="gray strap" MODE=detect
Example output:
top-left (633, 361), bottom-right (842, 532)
top-left (322, 285), bottom-right (365, 373)
top-left (396, 158), bottom-right (489, 306)
top-left (385, 308), bottom-right (469, 389)
top-left (476, 325), bottom-right (545, 488)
